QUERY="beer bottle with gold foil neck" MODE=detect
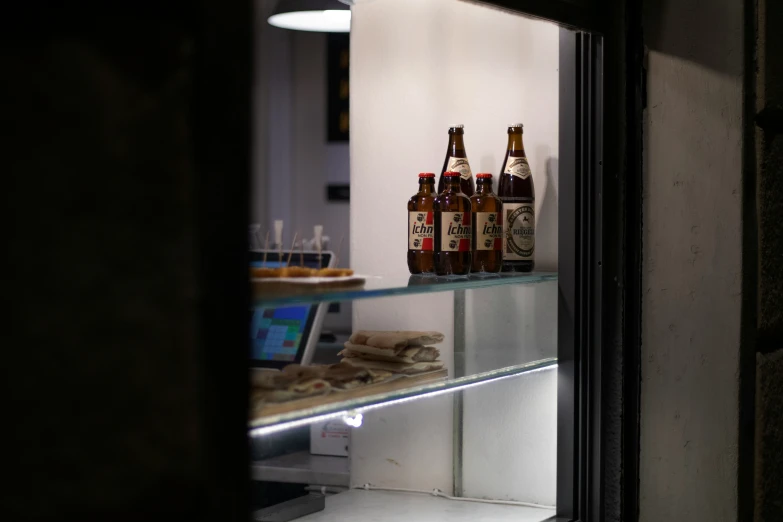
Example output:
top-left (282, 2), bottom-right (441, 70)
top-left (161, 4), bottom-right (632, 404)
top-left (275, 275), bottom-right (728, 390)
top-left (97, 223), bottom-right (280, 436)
top-left (407, 173), bottom-right (436, 274)
top-left (498, 124), bottom-right (535, 272)
top-left (471, 173), bottom-right (503, 273)
top-left (438, 125), bottom-right (474, 197)
top-left (434, 171), bottom-right (472, 276)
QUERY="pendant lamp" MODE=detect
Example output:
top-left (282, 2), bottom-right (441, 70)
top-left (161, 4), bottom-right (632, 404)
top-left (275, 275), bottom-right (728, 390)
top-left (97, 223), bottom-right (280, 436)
top-left (268, 0), bottom-right (351, 32)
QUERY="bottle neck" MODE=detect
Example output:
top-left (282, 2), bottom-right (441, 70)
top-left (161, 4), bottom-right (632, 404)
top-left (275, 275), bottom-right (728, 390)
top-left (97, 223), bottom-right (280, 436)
top-left (506, 132), bottom-right (526, 155)
top-left (419, 180), bottom-right (435, 194)
top-left (449, 133), bottom-right (466, 155)
top-left (475, 180), bottom-right (493, 194)
top-left (444, 178), bottom-right (462, 192)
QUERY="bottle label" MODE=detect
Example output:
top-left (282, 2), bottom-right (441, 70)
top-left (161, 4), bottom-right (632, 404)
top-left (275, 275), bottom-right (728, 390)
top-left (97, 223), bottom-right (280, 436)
top-left (503, 201), bottom-right (535, 260)
top-left (503, 156), bottom-right (532, 180)
top-left (475, 212), bottom-right (503, 251)
top-left (440, 212), bottom-right (472, 252)
top-left (447, 157), bottom-right (473, 181)
top-left (408, 211), bottom-right (434, 251)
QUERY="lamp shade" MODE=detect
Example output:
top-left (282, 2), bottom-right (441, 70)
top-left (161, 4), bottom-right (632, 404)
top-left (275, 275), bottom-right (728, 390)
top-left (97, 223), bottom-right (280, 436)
top-left (268, 0), bottom-right (351, 33)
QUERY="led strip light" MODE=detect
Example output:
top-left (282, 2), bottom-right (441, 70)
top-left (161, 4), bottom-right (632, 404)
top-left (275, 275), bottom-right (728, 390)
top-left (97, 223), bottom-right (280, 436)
top-left (249, 361), bottom-right (557, 437)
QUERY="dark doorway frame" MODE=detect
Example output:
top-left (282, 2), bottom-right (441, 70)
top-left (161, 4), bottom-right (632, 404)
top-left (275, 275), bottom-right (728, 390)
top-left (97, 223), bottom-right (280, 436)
top-left (463, 1), bottom-right (644, 521)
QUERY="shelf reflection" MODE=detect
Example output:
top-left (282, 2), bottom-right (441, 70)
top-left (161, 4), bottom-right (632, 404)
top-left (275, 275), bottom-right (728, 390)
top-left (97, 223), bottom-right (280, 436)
top-left (249, 358), bottom-right (557, 437)
top-left (252, 271), bottom-right (557, 307)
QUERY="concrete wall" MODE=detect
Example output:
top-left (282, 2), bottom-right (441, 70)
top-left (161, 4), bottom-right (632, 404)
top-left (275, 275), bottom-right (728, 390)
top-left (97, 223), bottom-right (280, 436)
top-left (349, 0), bottom-right (559, 503)
top-left (755, 1), bottom-right (783, 520)
top-left (755, 350), bottom-right (783, 521)
top-left (641, 0), bottom-right (744, 521)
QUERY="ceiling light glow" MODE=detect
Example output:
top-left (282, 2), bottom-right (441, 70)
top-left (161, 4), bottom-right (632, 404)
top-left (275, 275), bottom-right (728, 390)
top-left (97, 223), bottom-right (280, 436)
top-left (268, 10), bottom-right (351, 32)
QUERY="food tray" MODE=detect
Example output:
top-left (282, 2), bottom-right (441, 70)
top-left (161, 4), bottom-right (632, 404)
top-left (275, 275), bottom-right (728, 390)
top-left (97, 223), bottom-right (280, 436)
top-left (251, 275), bottom-right (367, 286)
top-left (251, 275), bottom-right (368, 298)
top-left (251, 368), bottom-right (448, 420)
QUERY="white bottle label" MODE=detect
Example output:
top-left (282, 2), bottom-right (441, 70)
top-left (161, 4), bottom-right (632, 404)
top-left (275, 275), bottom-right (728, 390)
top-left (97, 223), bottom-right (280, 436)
top-left (475, 212), bottom-right (503, 251)
top-left (447, 157), bottom-right (472, 181)
top-left (408, 211), bottom-right (434, 251)
top-left (503, 202), bottom-right (535, 260)
top-left (440, 212), bottom-right (472, 252)
top-left (503, 156), bottom-right (532, 180)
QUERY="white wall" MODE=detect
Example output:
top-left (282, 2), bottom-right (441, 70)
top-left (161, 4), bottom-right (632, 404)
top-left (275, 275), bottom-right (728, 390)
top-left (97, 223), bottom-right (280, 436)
top-left (462, 281), bottom-right (558, 505)
top-left (259, 28), bottom-right (351, 258)
top-left (640, 0), bottom-right (744, 519)
top-left (349, 293), bottom-right (455, 492)
top-left (350, 0), bottom-right (558, 503)
top-left (251, 0), bottom-right (276, 230)
top-left (290, 32), bottom-right (352, 331)
top-left (290, 33), bottom-right (351, 256)
top-left (462, 366), bottom-right (557, 505)
top-left (253, 2), bottom-right (352, 331)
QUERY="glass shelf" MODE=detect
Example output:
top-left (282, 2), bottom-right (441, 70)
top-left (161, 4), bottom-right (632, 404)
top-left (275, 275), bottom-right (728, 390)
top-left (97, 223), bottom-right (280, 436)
top-left (253, 271), bottom-right (557, 307)
top-left (249, 357), bottom-right (557, 437)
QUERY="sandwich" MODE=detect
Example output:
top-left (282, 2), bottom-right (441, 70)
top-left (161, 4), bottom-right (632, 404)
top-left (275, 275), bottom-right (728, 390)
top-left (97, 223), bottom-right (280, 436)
top-left (323, 362), bottom-right (392, 390)
top-left (339, 344), bottom-right (440, 364)
top-left (347, 331), bottom-right (445, 351)
top-left (340, 356), bottom-right (444, 375)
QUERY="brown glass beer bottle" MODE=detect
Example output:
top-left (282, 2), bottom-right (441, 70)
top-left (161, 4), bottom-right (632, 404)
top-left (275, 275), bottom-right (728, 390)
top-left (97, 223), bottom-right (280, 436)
top-left (471, 173), bottom-right (503, 273)
top-left (407, 173), bottom-right (436, 274)
top-left (438, 125), bottom-right (474, 197)
top-left (497, 124), bottom-right (535, 272)
top-left (434, 171), bottom-right (472, 276)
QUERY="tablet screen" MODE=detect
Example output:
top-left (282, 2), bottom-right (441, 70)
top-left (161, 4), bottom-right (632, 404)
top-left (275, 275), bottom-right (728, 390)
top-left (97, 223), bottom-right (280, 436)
top-left (248, 250), bottom-right (332, 367)
top-left (250, 304), bottom-right (311, 362)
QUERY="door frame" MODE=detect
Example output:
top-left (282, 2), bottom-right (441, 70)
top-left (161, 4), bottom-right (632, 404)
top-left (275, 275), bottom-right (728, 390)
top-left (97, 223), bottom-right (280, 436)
top-left (463, 1), bottom-right (645, 521)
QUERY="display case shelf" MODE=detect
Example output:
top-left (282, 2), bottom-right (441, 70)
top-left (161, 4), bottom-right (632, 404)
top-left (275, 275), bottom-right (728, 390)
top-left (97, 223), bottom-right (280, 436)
top-left (295, 489), bottom-right (555, 522)
top-left (251, 450), bottom-right (349, 487)
top-left (249, 357), bottom-right (557, 437)
top-left (253, 271), bottom-right (557, 307)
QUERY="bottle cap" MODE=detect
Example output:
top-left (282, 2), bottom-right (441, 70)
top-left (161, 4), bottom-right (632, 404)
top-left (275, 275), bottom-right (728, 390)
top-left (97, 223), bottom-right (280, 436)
top-left (443, 171), bottom-right (460, 178)
top-left (449, 124), bottom-right (464, 129)
top-left (508, 123), bottom-right (524, 128)
top-left (476, 173), bottom-right (493, 179)
top-left (418, 172), bottom-right (435, 178)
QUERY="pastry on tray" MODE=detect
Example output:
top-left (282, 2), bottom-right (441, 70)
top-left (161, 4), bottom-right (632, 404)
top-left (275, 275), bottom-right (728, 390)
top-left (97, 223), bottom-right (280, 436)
top-left (322, 362), bottom-right (392, 390)
top-left (251, 370), bottom-right (332, 403)
top-left (315, 268), bottom-right (355, 277)
top-left (251, 267), bottom-right (283, 278)
top-left (251, 362), bottom-right (393, 406)
top-left (278, 266), bottom-right (316, 278)
top-left (250, 266), bottom-right (356, 279)
top-left (281, 363), bottom-right (326, 381)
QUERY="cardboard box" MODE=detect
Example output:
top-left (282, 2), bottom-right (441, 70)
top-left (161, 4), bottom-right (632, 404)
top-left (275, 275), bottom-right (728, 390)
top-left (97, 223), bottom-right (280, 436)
top-left (310, 420), bottom-right (350, 457)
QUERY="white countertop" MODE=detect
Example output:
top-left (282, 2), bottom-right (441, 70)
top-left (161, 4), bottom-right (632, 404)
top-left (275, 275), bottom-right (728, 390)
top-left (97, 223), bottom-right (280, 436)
top-left (297, 489), bottom-right (555, 522)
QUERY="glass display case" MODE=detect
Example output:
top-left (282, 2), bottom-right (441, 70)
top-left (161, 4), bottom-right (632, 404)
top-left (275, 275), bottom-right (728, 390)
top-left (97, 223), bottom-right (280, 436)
top-left (247, 0), bottom-right (637, 521)
top-left (250, 275), bottom-right (559, 521)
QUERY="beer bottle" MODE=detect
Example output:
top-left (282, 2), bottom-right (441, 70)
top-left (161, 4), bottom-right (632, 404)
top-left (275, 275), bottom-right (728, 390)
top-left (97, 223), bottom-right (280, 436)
top-left (434, 171), bottom-right (472, 276)
top-left (407, 173), bottom-right (436, 274)
top-left (498, 124), bottom-right (535, 272)
top-left (471, 173), bottom-right (503, 273)
top-left (438, 125), bottom-right (474, 197)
